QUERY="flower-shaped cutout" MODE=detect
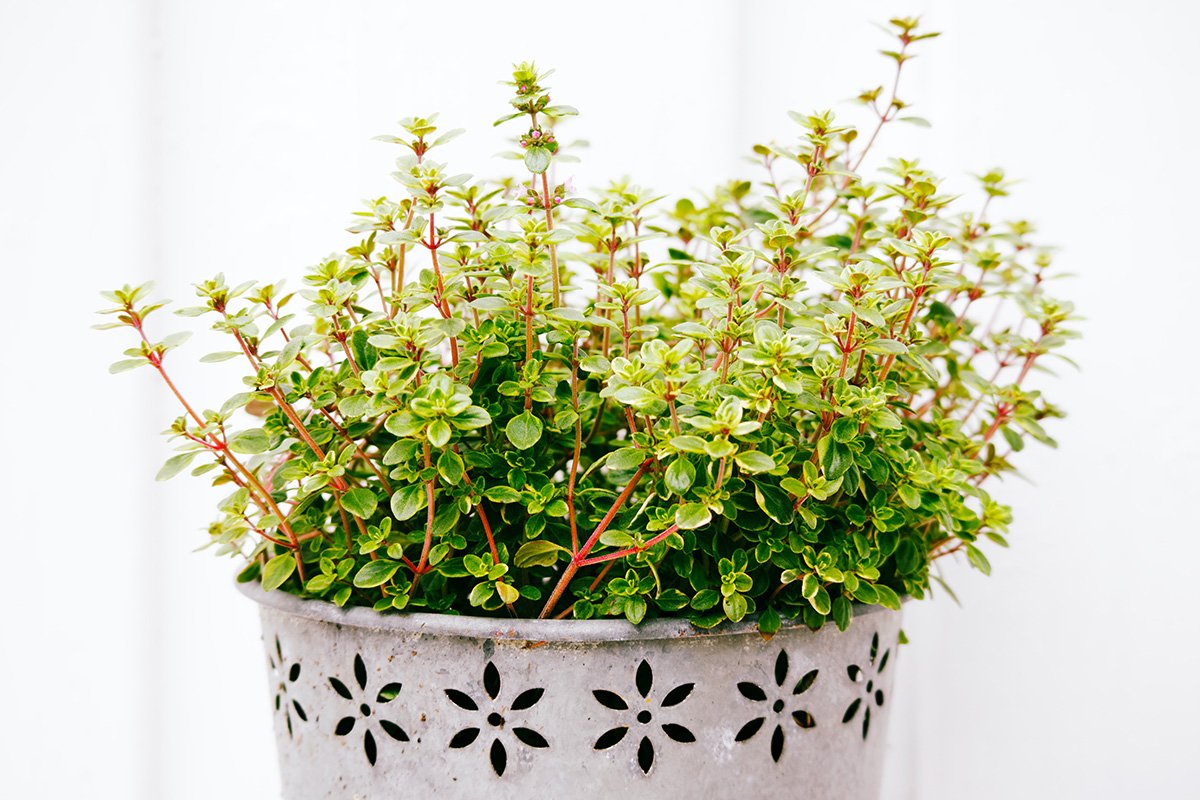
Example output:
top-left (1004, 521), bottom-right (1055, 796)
top-left (843, 631), bottom-right (891, 740)
top-left (266, 636), bottom-right (307, 738)
top-left (734, 649), bottom-right (818, 762)
top-left (592, 659), bottom-right (696, 775)
top-left (444, 661), bottom-right (548, 777)
top-left (328, 653), bottom-right (409, 766)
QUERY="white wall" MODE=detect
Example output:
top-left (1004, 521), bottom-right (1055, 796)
top-left (2, 1), bottom-right (1197, 797)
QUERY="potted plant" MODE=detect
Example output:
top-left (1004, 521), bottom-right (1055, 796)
top-left (99, 17), bottom-right (1075, 799)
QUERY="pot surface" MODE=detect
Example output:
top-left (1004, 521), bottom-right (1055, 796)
top-left (241, 582), bottom-right (901, 800)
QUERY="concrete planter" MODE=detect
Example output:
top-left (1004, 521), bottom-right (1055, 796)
top-left (239, 582), bottom-right (901, 799)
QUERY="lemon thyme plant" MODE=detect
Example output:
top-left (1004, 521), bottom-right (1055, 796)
top-left (100, 18), bottom-right (1076, 633)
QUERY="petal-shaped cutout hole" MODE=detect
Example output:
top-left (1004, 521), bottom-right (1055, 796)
top-left (847, 664), bottom-right (863, 683)
top-left (738, 681), bottom-right (767, 702)
top-left (275, 636), bottom-right (283, 662)
top-left (735, 717), bottom-right (765, 742)
top-left (770, 724), bottom-right (784, 763)
top-left (636, 660), bottom-right (653, 698)
top-left (774, 650), bottom-right (789, 687)
top-left (637, 736), bottom-right (654, 774)
top-left (354, 654), bottom-right (368, 691)
top-left (286, 714), bottom-right (293, 738)
top-left (792, 710), bottom-right (815, 729)
top-left (274, 694), bottom-right (281, 711)
top-left (445, 689), bottom-right (479, 711)
top-left (661, 723), bottom-right (696, 743)
top-left (293, 699), bottom-right (307, 722)
top-left (377, 683), bottom-right (402, 703)
top-left (364, 730), bottom-right (377, 766)
top-left (870, 632), bottom-right (879, 664)
top-left (862, 706), bottom-right (871, 740)
top-left (842, 698), bottom-right (862, 723)
top-left (449, 727), bottom-right (480, 748)
top-left (513, 727), bottom-right (549, 748)
top-left (511, 687), bottom-right (544, 711)
top-left (594, 726), bottom-right (628, 750)
top-left (490, 738), bottom-right (507, 777)
top-left (593, 690), bottom-right (628, 710)
top-left (380, 720), bottom-right (408, 742)
top-left (335, 717), bottom-right (356, 736)
top-left (793, 669), bottom-right (819, 695)
top-left (330, 677), bottom-right (353, 700)
top-left (875, 689), bottom-right (885, 707)
top-left (288, 663), bottom-right (301, 682)
top-left (660, 683), bottom-right (694, 708)
top-left (878, 649), bottom-right (890, 674)
top-left (483, 662), bottom-right (501, 700)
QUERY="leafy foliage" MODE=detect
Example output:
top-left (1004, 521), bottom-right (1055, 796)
top-left (99, 20), bottom-right (1076, 631)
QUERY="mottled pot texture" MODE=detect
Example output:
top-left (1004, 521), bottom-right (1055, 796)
top-left (240, 582), bottom-right (901, 799)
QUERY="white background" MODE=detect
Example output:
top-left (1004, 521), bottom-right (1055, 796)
top-left (2, 1), bottom-right (1198, 797)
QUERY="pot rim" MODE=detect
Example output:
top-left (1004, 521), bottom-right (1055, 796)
top-left (237, 579), bottom-right (895, 643)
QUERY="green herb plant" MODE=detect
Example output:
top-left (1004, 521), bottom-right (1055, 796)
top-left (100, 18), bottom-right (1076, 633)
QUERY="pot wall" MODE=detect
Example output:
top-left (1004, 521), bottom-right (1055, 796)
top-left (242, 583), bottom-right (902, 800)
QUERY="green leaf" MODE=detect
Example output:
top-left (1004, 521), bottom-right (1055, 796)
top-left (468, 582), bottom-right (495, 607)
top-left (897, 484), bottom-right (921, 509)
top-left (819, 437), bottom-right (853, 480)
top-left (758, 605), bottom-right (781, 636)
top-left (690, 588), bottom-right (720, 611)
top-left (495, 581), bottom-right (519, 604)
top-left (305, 574), bottom-right (334, 593)
top-left (390, 484), bottom-right (427, 521)
top-left (704, 438), bottom-right (737, 459)
top-left (108, 358), bottom-right (147, 374)
top-left (524, 146), bottom-right (552, 173)
top-left (675, 503), bottom-right (712, 530)
top-left (656, 589), bottom-right (690, 612)
top-left (808, 585), bottom-right (831, 615)
top-left (437, 450), bottom-right (464, 484)
top-left (341, 488), bottom-right (378, 519)
top-left (600, 529), bottom-right (636, 547)
top-left (199, 351), bottom-right (241, 363)
top-left (609, 447), bottom-right (647, 472)
top-left (353, 559), bottom-right (400, 588)
top-left (830, 417), bottom-right (858, 443)
top-left (484, 485), bottom-right (522, 503)
top-left (895, 538), bottom-right (920, 573)
top-left (723, 592), bottom-right (749, 623)
top-left (734, 450), bottom-right (775, 473)
top-left (754, 482), bottom-right (794, 525)
top-left (580, 355), bottom-right (611, 373)
top-left (966, 544), bottom-right (992, 575)
top-left (427, 418), bottom-right (452, 448)
top-left (832, 595), bottom-right (852, 631)
top-left (874, 584), bottom-right (902, 610)
top-left (156, 452), bottom-right (197, 481)
top-left (349, 329), bottom-right (379, 370)
top-left (505, 411), bottom-right (543, 450)
top-left (624, 595), bottom-right (648, 625)
top-left (228, 428), bottom-right (270, 454)
top-left (664, 457), bottom-right (696, 495)
top-left (514, 540), bottom-right (567, 568)
top-left (863, 338), bottom-right (908, 355)
top-left (261, 553), bottom-right (296, 592)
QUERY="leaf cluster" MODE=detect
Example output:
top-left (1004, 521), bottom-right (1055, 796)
top-left (100, 21), bottom-right (1076, 632)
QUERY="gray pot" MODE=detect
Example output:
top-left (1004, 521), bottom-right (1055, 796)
top-left (239, 582), bottom-right (901, 799)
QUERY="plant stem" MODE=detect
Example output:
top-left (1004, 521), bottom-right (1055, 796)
top-left (540, 172), bottom-right (561, 307)
top-left (539, 458), bottom-right (654, 618)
